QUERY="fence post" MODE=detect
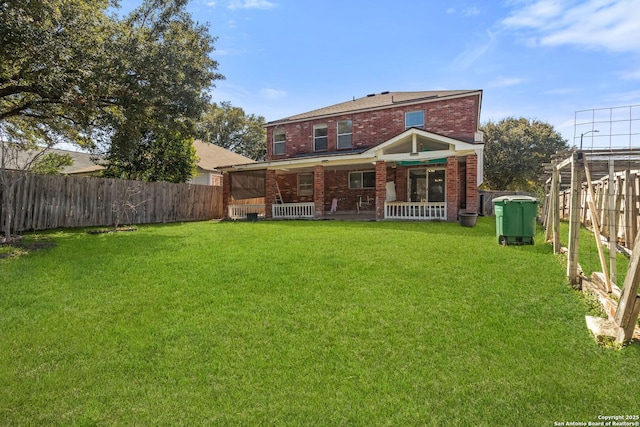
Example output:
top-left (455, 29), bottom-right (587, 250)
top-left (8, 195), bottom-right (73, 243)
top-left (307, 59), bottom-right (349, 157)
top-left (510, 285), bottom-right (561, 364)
top-left (567, 153), bottom-right (582, 286)
top-left (615, 230), bottom-right (640, 344)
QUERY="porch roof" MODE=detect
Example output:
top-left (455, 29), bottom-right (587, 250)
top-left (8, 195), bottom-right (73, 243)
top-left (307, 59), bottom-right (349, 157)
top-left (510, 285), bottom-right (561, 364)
top-left (219, 128), bottom-right (483, 181)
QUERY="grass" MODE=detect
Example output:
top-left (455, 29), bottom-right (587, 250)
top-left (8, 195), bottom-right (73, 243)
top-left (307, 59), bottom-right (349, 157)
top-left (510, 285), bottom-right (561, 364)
top-left (558, 221), bottom-right (630, 287)
top-left (1, 218), bottom-right (639, 426)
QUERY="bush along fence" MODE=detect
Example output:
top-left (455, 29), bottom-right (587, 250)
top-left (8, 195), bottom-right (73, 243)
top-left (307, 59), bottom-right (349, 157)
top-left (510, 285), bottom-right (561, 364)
top-left (0, 172), bottom-right (223, 233)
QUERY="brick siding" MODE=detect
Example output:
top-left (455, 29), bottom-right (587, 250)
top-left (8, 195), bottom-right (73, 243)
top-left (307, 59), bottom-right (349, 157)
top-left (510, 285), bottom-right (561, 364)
top-left (465, 154), bottom-right (479, 213)
top-left (313, 165), bottom-right (325, 217)
top-left (375, 161), bottom-right (387, 219)
top-left (265, 94), bottom-right (480, 160)
top-left (265, 169), bottom-right (276, 219)
top-left (446, 157), bottom-right (459, 222)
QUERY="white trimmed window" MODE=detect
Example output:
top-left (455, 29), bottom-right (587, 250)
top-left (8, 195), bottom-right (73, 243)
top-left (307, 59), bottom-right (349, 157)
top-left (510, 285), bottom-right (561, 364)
top-left (337, 120), bottom-right (353, 149)
top-left (405, 111), bottom-right (424, 129)
top-left (349, 171), bottom-right (375, 189)
top-left (298, 173), bottom-right (313, 196)
top-left (273, 128), bottom-right (286, 155)
top-left (314, 124), bottom-right (328, 151)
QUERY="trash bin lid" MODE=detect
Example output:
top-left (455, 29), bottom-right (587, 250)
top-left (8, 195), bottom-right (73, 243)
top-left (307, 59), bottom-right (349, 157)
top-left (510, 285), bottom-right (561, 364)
top-left (492, 195), bottom-right (538, 204)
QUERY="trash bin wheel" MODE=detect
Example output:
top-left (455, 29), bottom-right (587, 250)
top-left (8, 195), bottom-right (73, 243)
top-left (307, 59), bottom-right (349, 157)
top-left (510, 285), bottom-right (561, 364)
top-left (500, 236), bottom-right (508, 246)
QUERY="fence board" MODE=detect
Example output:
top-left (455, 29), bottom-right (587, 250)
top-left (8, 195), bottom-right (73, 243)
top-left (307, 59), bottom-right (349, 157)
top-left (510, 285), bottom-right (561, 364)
top-left (0, 172), bottom-right (223, 233)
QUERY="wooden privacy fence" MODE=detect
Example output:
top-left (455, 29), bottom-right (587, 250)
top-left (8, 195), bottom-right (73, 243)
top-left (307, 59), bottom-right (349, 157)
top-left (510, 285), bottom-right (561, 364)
top-left (479, 190), bottom-right (536, 216)
top-left (543, 150), bottom-right (640, 344)
top-left (0, 172), bottom-right (223, 233)
top-left (554, 169), bottom-right (640, 249)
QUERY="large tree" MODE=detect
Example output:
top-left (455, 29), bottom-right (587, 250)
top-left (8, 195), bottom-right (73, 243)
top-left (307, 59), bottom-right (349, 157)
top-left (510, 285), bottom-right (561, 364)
top-left (101, 0), bottom-right (223, 179)
top-left (0, 0), bottom-right (222, 239)
top-left (103, 120), bottom-right (198, 183)
top-left (481, 117), bottom-right (568, 191)
top-left (197, 102), bottom-right (266, 161)
top-left (0, 0), bottom-right (222, 173)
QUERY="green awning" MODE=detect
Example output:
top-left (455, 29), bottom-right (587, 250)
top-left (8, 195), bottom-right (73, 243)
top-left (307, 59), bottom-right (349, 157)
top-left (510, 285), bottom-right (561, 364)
top-left (395, 158), bottom-right (447, 166)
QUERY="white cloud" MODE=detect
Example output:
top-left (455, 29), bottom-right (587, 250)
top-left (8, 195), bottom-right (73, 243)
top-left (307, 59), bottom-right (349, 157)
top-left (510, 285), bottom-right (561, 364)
top-left (620, 67), bottom-right (640, 80)
top-left (503, 0), bottom-right (640, 53)
top-left (462, 6), bottom-right (480, 17)
top-left (503, 0), bottom-right (563, 28)
top-left (450, 30), bottom-right (497, 69)
top-left (228, 0), bottom-right (276, 10)
top-left (489, 77), bottom-right (526, 88)
top-left (542, 87), bottom-right (581, 95)
top-left (261, 88), bottom-right (287, 100)
top-left (447, 6), bottom-right (480, 17)
top-left (213, 47), bottom-right (248, 56)
top-left (604, 89), bottom-right (640, 104)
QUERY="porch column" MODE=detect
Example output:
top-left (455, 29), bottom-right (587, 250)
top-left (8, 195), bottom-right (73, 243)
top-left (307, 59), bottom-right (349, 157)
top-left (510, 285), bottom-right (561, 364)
top-left (465, 154), bottom-right (479, 213)
top-left (265, 169), bottom-right (276, 219)
top-left (375, 161), bottom-right (387, 220)
top-left (222, 171), bottom-right (231, 219)
top-left (446, 156), bottom-right (459, 222)
top-left (313, 165), bottom-right (325, 217)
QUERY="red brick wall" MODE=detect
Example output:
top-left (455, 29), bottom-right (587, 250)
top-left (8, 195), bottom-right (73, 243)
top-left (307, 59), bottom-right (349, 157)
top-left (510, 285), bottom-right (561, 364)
top-left (265, 170), bottom-right (275, 219)
top-left (375, 161), bottom-right (387, 219)
top-left (265, 94), bottom-right (480, 160)
top-left (275, 173), bottom-right (314, 204)
top-left (446, 157), bottom-right (459, 222)
top-left (313, 165), bottom-right (324, 217)
top-left (272, 166), bottom-right (397, 213)
top-left (465, 154), bottom-right (479, 213)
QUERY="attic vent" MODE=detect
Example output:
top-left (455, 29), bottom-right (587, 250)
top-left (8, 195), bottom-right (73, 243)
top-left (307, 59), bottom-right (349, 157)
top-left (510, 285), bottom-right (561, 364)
top-left (381, 91), bottom-right (390, 95)
top-left (367, 93), bottom-right (375, 97)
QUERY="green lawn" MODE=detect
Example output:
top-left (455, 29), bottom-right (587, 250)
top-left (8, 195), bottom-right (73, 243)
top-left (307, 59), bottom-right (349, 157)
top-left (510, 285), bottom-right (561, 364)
top-left (558, 221), bottom-right (631, 287)
top-left (1, 218), bottom-right (639, 426)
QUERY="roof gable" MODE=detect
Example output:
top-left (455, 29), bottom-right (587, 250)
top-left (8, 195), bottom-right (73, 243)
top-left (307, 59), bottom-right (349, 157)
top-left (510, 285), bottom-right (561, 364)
top-left (368, 128), bottom-right (480, 156)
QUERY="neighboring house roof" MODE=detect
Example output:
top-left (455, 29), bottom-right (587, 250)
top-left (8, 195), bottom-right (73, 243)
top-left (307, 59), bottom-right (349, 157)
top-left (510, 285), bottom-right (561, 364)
top-left (57, 149), bottom-right (105, 175)
top-left (267, 90), bottom-right (482, 125)
top-left (193, 139), bottom-right (256, 172)
top-left (1, 144), bottom-right (105, 175)
top-left (3, 141), bottom-right (254, 176)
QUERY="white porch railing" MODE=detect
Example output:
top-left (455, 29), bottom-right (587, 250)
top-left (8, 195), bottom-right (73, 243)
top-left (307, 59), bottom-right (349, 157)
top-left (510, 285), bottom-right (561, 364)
top-left (272, 202), bottom-right (315, 219)
top-left (228, 204), bottom-right (266, 219)
top-left (385, 201), bottom-right (446, 220)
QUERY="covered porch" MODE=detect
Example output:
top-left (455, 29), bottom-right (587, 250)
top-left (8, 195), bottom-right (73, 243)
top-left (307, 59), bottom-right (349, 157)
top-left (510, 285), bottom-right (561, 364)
top-left (222, 128), bottom-right (483, 221)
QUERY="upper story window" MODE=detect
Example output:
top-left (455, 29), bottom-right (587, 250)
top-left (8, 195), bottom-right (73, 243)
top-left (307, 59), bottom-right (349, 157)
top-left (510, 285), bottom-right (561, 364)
top-left (405, 111), bottom-right (424, 129)
top-left (273, 128), bottom-right (286, 155)
top-left (337, 120), bottom-right (353, 149)
top-left (314, 124), bottom-right (328, 151)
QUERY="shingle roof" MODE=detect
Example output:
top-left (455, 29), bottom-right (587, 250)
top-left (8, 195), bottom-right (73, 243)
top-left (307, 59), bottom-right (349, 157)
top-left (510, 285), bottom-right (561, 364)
top-left (3, 142), bottom-right (255, 174)
top-left (193, 139), bottom-right (256, 171)
top-left (267, 90), bottom-right (481, 125)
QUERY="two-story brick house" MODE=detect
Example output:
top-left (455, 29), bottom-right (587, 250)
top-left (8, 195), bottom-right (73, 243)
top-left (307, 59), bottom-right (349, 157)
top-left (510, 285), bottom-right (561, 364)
top-left (221, 90), bottom-right (484, 221)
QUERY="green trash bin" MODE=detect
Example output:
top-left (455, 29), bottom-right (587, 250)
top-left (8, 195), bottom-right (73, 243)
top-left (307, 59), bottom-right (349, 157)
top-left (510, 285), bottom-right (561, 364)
top-left (492, 195), bottom-right (538, 245)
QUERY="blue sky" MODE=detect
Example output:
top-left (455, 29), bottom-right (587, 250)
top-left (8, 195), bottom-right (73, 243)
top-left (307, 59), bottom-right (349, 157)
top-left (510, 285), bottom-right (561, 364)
top-left (121, 0), bottom-right (640, 147)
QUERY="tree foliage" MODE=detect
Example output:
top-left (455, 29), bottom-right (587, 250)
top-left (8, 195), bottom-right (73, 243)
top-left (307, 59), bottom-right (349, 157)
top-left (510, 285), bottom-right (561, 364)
top-left (197, 102), bottom-right (266, 161)
top-left (481, 117), bottom-right (568, 191)
top-left (31, 153), bottom-right (73, 175)
top-left (103, 122), bottom-right (198, 183)
top-left (0, 0), bottom-right (223, 177)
